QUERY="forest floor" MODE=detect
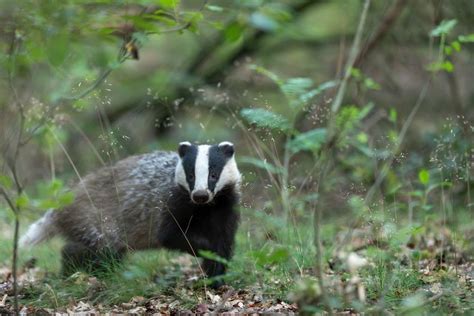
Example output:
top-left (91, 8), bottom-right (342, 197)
top-left (0, 212), bottom-right (473, 315)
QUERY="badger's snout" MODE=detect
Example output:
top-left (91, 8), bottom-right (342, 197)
top-left (192, 190), bottom-right (211, 204)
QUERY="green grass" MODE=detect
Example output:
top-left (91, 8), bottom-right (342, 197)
top-left (0, 207), bottom-right (472, 313)
top-left (363, 262), bottom-right (423, 306)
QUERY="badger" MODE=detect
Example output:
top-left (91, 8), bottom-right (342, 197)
top-left (20, 141), bottom-right (241, 287)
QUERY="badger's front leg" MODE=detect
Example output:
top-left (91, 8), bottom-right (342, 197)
top-left (162, 232), bottom-right (231, 271)
top-left (200, 236), bottom-right (234, 288)
top-left (160, 228), bottom-right (234, 288)
top-left (183, 232), bottom-right (233, 289)
top-left (198, 217), bottom-right (237, 288)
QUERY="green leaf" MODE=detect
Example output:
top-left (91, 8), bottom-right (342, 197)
top-left (206, 5), bottom-right (224, 12)
top-left (252, 246), bottom-right (290, 266)
top-left (442, 60), bottom-right (454, 72)
top-left (15, 193), bottom-right (30, 209)
top-left (427, 61), bottom-right (454, 72)
top-left (249, 65), bottom-right (283, 85)
top-left (47, 179), bottom-right (64, 195)
top-left (458, 34), bottom-right (474, 43)
top-left (0, 175), bottom-right (13, 190)
top-left (184, 12), bottom-right (204, 34)
top-left (350, 67), bottom-right (362, 79)
top-left (299, 80), bottom-right (338, 104)
top-left (444, 46), bottom-right (452, 56)
top-left (281, 77), bottom-right (313, 107)
top-left (429, 60), bottom-right (454, 72)
top-left (35, 178), bottom-right (74, 209)
top-left (99, 27), bottom-right (119, 36)
top-left (353, 145), bottom-right (391, 159)
top-left (240, 108), bottom-right (290, 131)
top-left (430, 19), bottom-right (457, 37)
top-left (357, 103), bottom-right (375, 120)
top-left (58, 191), bottom-right (75, 207)
top-left (363, 78), bottom-right (381, 90)
top-left (390, 226), bottom-right (420, 249)
top-left (451, 40), bottom-right (461, 52)
top-left (157, 0), bottom-right (180, 10)
top-left (268, 77), bottom-right (337, 109)
top-left (356, 132), bottom-right (368, 143)
top-left (389, 108), bottom-right (397, 123)
top-left (418, 169), bottom-right (430, 185)
top-left (239, 156), bottom-right (284, 174)
top-left (38, 198), bottom-right (60, 209)
top-left (225, 23), bottom-right (244, 42)
top-left (198, 250), bottom-right (229, 264)
top-left (288, 128), bottom-right (327, 153)
top-left (281, 78), bottom-right (313, 97)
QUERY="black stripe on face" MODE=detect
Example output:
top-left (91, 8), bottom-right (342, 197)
top-left (181, 145), bottom-right (198, 191)
top-left (208, 145), bottom-right (230, 192)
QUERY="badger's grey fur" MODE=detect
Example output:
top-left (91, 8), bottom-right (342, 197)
top-left (21, 142), bottom-right (241, 286)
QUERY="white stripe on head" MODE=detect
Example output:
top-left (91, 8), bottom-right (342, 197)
top-left (175, 162), bottom-right (189, 191)
top-left (194, 145), bottom-right (210, 192)
top-left (218, 141), bottom-right (233, 147)
top-left (175, 141), bottom-right (193, 191)
top-left (214, 155), bottom-right (241, 193)
top-left (179, 141), bottom-right (192, 147)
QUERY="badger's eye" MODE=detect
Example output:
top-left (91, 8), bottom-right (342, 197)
top-left (188, 174), bottom-right (195, 181)
top-left (209, 172), bottom-right (218, 181)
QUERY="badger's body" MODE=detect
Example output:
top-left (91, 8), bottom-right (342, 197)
top-left (21, 142), bottom-right (241, 284)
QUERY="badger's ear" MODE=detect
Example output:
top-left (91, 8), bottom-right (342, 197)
top-left (178, 141), bottom-right (192, 158)
top-left (218, 141), bottom-right (234, 158)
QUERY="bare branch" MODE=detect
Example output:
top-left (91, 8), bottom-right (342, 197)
top-left (0, 187), bottom-right (17, 214)
top-left (354, 0), bottom-right (409, 68)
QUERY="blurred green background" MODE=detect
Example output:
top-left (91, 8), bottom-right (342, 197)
top-left (0, 0), bottom-right (473, 313)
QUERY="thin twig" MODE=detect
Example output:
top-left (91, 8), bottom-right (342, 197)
top-left (60, 66), bottom-right (117, 102)
top-left (330, 0), bottom-right (371, 115)
top-left (353, 0), bottom-right (409, 67)
top-left (5, 30), bottom-right (26, 316)
top-left (311, 1), bottom-right (371, 314)
top-left (0, 187), bottom-right (16, 213)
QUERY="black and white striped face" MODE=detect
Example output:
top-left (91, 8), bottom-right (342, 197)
top-left (175, 141), bottom-right (241, 204)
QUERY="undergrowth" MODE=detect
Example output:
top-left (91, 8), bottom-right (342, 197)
top-left (0, 203), bottom-right (471, 314)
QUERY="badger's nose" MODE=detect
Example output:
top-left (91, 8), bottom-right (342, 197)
top-left (192, 190), bottom-right (210, 204)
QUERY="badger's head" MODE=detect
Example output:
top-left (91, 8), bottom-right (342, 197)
top-left (175, 141), bottom-right (241, 204)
